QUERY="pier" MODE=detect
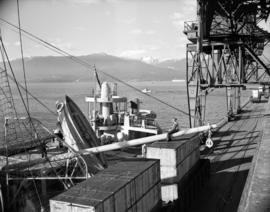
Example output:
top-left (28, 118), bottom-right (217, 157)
top-left (238, 99), bottom-right (270, 212)
top-left (190, 100), bottom-right (268, 212)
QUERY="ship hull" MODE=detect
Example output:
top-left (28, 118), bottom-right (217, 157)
top-left (58, 95), bottom-right (106, 174)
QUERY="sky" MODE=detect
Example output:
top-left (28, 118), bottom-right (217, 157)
top-left (0, 0), bottom-right (197, 60)
top-left (0, 0), bottom-right (269, 60)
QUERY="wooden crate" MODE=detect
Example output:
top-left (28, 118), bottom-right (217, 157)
top-left (99, 159), bottom-right (160, 201)
top-left (146, 135), bottom-right (200, 182)
top-left (161, 184), bottom-right (178, 203)
top-left (50, 200), bottom-right (71, 212)
top-left (127, 183), bottom-right (161, 212)
top-left (146, 134), bottom-right (199, 166)
top-left (50, 159), bottom-right (161, 212)
top-left (145, 135), bottom-right (201, 203)
top-left (161, 159), bottom-right (210, 204)
top-left (160, 148), bottom-right (199, 181)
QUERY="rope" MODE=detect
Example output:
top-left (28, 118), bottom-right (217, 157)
top-left (1, 36), bottom-right (43, 209)
top-left (16, 0), bottom-right (29, 111)
top-left (0, 18), bottom-right (193, 118)
top-left (1, 37), bottom-right (68, 209)
top-left (6, 72), bottom-right (57, 115)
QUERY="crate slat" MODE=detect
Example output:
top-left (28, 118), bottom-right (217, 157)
top-left (50, 159), bottom-right (161, 212)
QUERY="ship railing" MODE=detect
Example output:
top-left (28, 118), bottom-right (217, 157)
top-left (129, 117), bottom-right (158, 129)
top-left (183, 21), bottom-right (198, 34)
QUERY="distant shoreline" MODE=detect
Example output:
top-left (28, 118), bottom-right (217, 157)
top-left (24, 79), bottom-right (186, 84)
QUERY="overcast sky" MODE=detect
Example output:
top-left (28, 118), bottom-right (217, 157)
top-left (0, 0), bottom-right (269, 60)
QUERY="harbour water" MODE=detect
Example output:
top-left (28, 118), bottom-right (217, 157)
top-left (11, 80), bottom-right (250, 131)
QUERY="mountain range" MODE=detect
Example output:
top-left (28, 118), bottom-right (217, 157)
top-left (8, 54), bottom-right (186, 83)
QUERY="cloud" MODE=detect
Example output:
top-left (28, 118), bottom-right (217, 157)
top-left (171, 12), bottom-right (184, 20)
top-left (49, 38), bottom-right (74, 51)
top-left (70, 0), bottom-right (100, 4)
top-left (145, 30), bottom-right (156, 35)
top-left (170, 1), bottom-right (196, 29)
top-left (70, 0), bottom-right (120, 4)
top-left (105, 10), bottom-right (111, 16)
top-left (148, 45), bottom-right (160, 51)
top-left (170, 12), bottom-right (184, 28)
top-left (33, 43), bottom-right (42, 49)
top-left (13, 41), bottom-right (21, 46)
top-left (152, 19), bottom-right (161, 24)
top-left (120, 49), bottom-right (146, 58)
top-left (121, 18), bottom-right (136, 24)
top-left (130, 29), bottom-right (143, 35)
top-left (3, 41), bottom-right (10, 47)
top-left (54, 42), bottom-right (73, 50)
top-left (75, 26), bottom-right (86, 31)
top-left (129, 29), bottom-right (156, 35)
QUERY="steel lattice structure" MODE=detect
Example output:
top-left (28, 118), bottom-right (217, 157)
top-left (184, 0), bottom-right (270, 127)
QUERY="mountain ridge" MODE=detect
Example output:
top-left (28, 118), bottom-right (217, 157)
top-left (7, 54), bottom-right (186, 83)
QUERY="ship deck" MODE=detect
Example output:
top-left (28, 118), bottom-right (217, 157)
top-left (190, 100), bottom-right (267, 212)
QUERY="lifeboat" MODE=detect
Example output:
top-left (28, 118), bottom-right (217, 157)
top-left (57, 95), bottom-right (107, 174)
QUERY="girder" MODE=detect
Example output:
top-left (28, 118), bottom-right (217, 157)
top-left (184, 0), bottom-right (270, 127)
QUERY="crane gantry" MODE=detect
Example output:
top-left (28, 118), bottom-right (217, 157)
top-left (184, 0), bottom-right (270, 127)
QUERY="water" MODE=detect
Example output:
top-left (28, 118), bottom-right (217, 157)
top-left (10, 81), bottom-right (251, 131)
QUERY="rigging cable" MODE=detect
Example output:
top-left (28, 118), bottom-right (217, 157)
top-left (0, 36), bottom-right (68, 209)
top-left (16, 0), bottom-right (29, 111)
top-left (0, 35), bottom-right (44, 209)
top-left (1, 24), bottom-right (78, 184)
top-left (0, 18), bottom-right (193, 118)
top-left (6, 72), bottom-right (57, 115)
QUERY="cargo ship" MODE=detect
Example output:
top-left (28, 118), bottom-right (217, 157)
top-left (83, 81), bottom-right (161, 143)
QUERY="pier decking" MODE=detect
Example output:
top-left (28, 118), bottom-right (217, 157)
top-left (190, 100), bottom-right (267, 212)
top-left (238, 99), bottom-right (270, 212)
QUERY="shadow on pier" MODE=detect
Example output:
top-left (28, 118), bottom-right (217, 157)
top-left (190, 102), bottom-right (265, 212)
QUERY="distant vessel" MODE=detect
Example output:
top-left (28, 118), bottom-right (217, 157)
top-left (172, 79), bottom-right (185, 82)
top-left (85, 82), bottom-right (161, 144)
top-left (141, 88), bottom-right (151, 93)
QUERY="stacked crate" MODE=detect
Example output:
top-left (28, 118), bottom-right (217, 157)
top-left (146, 133), bottom-right (200, 203)
top-left (50, 159), bottom-right (161, 212)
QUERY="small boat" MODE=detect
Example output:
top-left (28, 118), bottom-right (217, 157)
top-left (57, 95), bottom-right (107, 174)
top-left (141, 88), bottom-right (151, 93)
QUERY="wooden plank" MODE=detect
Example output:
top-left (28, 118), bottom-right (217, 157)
top-left (115, 184), bottom-right (127, 212)
top-left (133, 183), bottom-right (161, 212)
top-left (71, 204), bottom-right (98, 212)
